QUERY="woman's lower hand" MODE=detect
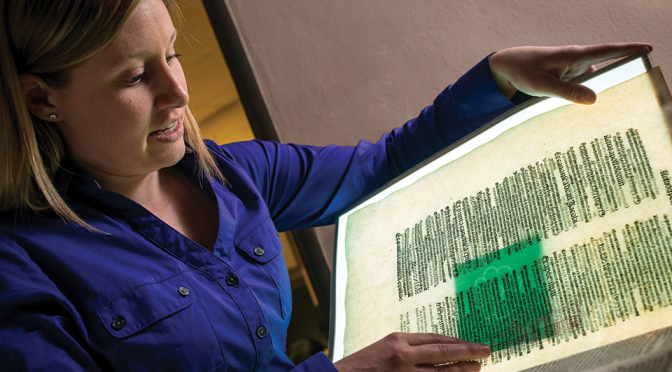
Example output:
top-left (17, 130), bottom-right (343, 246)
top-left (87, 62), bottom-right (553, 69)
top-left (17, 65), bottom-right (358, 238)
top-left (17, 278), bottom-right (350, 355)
top-left (489, 43), bottom-right (652, 104)
top-left (332, 332), bottom-right (491, 372)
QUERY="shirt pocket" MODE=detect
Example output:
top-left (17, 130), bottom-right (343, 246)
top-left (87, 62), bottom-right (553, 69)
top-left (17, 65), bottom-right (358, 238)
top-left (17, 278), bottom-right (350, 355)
top-left (95, 273), bottom-right (227, 372)
top-left (236, 217), bottom-right (292, 320)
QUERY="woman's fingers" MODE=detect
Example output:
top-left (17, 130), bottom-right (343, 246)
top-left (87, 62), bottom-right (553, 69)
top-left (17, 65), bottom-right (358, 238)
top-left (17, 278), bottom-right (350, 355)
top-left (528, 43), bottom-right (650, 104)
top-left (489, 43), bottom-right (652, 104)
top-left (404, 333), bottom-right (469, 346)
top-left (536, 72), bottom-right (598, 104)
top-left (408, 341), bottom-right (491, 366)
top-left (333, 332), bottom-right (489, 372)
top-left (568, 43), bottom-right (651, 66)
top-left (418, 360), bottom-right (483, 372)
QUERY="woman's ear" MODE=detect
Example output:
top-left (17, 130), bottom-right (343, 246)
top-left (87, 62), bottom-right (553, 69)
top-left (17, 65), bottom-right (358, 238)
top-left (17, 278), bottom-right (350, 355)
top-left (19, 74), bottom-right (59, 122)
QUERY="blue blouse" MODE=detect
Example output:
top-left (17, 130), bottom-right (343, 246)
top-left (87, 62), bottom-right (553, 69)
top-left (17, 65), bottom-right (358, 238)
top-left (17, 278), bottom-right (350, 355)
top-left (0, 55), bottom-right (514, 371)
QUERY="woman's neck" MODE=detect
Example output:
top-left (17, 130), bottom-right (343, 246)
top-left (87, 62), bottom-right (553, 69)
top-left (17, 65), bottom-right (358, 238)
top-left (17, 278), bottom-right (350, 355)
top-left (92, 166), bottom-right (219, 251)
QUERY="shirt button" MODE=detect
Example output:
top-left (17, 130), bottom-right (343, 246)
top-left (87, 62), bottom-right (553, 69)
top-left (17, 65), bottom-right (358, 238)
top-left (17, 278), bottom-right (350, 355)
top-left (225, 274), bottom-right (238, 286)
top-left (111, 317), bottom-right (125, 331)
top-left (178, 287), bottom-right (190, 297)
top-left (256, 326), bottom-right (267, 339)
top-left (253, 246), bottom-right (265, 256)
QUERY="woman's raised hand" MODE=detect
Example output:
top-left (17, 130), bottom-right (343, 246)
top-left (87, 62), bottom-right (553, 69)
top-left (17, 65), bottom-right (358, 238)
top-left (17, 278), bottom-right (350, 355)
top-left (333, 332), bottom-right (491, 372)
top-left (489, 43), bottom-right (653, 104)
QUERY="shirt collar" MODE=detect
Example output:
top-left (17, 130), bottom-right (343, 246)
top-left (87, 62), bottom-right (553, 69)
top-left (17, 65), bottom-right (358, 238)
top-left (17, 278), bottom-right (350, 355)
top-left (52, 147), bottom-right (199, 199)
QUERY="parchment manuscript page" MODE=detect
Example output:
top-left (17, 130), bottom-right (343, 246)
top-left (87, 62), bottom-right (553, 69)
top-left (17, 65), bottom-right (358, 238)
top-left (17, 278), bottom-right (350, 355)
top-left (343, 68), bottom-right (672, 371)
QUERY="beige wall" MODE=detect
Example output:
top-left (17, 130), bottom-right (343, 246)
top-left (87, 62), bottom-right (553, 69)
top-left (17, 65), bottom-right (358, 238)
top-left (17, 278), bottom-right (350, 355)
top-left (227, 0), bottom-right (671, 146)
top-left (225, 0), bottom-right (672, 266)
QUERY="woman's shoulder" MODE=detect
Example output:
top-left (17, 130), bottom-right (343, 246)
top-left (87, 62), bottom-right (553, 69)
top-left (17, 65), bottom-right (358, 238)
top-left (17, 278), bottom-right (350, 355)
top-left (204, 138), bottom-right (280, 163)
top-left (202, 139), bottom-right (290, 186)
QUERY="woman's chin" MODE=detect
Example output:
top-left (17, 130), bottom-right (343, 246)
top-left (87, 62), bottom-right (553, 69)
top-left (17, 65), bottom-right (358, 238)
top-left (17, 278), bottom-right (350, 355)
top-left (157, 140), bottom-right (187, 169)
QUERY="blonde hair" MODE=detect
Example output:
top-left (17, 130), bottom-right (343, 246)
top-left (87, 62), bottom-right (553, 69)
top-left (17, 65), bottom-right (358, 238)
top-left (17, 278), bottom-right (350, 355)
top-left (0, 0), bottom-right (224, 228)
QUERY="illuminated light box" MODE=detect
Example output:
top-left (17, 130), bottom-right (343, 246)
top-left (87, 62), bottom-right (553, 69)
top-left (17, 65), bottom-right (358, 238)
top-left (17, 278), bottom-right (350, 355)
top-left (331, 52), bottom-right (672, 371)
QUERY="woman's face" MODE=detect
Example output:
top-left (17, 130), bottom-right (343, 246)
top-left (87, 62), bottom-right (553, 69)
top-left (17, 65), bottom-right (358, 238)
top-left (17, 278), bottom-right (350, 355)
top-left (51, 0), bottom-right (188, 183)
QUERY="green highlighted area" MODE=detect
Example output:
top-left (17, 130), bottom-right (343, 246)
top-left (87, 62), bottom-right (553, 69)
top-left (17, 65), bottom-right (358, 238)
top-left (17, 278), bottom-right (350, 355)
top-left (454, 241), bottom-right (555, 360)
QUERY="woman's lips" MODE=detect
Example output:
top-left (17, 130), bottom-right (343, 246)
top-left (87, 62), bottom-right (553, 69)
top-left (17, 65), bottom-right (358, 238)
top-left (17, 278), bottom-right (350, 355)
top-left (154, 120), bottom-right (177, 135)
top-left (149, 119), bottom-right (183, 142)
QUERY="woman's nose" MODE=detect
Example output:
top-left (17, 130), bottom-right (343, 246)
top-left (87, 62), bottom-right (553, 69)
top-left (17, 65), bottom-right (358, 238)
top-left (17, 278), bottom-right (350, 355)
top-left (154, 64), bottom-right (189, 110)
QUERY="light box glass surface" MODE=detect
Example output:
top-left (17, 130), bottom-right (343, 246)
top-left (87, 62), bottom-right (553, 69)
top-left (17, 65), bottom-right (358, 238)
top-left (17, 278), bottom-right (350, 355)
top-left (330, 53), bottom-right (651, 363)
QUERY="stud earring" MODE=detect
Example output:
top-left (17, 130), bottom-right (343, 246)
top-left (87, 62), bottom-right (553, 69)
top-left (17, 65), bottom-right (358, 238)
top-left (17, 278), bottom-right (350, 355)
top-left (49, 114), bottom-right (57, 121)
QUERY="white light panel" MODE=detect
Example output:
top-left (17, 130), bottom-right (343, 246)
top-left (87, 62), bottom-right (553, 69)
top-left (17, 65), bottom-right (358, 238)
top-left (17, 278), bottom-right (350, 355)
top-left (330, 56), bottom-right (649, 362)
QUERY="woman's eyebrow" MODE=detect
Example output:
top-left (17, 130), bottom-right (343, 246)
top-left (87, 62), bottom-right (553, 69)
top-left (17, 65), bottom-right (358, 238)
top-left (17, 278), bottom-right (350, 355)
top-left (118, 29), bottom-right (178, 62)
top-left (168, 29), bottom-right (177, 46)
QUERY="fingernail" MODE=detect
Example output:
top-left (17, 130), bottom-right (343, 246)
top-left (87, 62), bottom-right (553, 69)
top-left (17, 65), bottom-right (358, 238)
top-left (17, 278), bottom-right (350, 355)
top-left (581, 90), bottom-right (596, 104)
top-left (480, 344), bottom-right (492, 355)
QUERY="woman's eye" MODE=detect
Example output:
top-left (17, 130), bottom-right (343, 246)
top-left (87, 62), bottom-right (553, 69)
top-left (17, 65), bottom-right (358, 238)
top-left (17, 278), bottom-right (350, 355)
top-left (125, 72), bottom-right (145, 85)
top-left (166, 53), bottom-right (182, 64)
top-left (123, 54), bottom-right (180, 85)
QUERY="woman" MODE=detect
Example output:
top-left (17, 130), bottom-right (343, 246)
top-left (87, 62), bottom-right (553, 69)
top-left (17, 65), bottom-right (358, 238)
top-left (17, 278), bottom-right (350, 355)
top-left (0, 0), bottom-right (651, 370)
